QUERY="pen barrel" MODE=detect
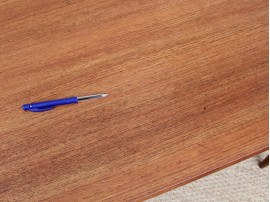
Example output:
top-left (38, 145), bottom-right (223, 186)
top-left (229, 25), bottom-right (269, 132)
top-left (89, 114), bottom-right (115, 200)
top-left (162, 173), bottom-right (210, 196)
top-left (22, 97), bottom-right (78, 110)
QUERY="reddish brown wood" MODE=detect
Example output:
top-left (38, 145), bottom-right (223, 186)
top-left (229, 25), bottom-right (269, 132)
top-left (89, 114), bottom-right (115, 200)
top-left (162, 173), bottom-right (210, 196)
top-left (0, 0), bottom-right (268, 201)
top-left (141, 147), bottom-right (269, 201)
top-left (259, 155), bottom-right (269, 169)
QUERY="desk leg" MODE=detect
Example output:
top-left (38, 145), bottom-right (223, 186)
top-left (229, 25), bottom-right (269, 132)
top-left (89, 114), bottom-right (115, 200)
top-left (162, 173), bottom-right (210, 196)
top-left (259, 155), bottom-right (269, 169)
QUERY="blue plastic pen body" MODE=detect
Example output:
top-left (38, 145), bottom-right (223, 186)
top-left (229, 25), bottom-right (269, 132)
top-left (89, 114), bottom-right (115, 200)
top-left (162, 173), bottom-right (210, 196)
top-left (22, 97), bottom-right (78, 112)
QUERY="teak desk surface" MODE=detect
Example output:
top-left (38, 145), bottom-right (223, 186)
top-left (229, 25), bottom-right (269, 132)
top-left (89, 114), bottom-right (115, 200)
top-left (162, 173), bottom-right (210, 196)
top-left (0, 0), bottom-right (268, 201)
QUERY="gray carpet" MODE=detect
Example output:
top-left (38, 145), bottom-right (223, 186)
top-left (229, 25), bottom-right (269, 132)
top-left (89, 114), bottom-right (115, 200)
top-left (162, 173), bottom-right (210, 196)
top-left (147, 151), bottom-right (269, 202)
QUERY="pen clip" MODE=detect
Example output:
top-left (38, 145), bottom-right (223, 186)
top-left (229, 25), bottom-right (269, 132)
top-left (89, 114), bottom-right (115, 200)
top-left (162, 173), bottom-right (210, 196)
top-left (28, 106), bottom-right (55, 112)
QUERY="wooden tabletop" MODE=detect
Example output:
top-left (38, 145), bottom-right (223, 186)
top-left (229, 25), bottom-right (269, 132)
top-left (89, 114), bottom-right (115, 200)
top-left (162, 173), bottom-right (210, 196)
top-left (0, 0), bottom-right (268, 201)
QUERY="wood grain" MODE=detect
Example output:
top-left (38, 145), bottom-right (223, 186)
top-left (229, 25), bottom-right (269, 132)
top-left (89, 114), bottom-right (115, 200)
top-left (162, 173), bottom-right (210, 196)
top-left (0, 0), bottom-right (268, 201)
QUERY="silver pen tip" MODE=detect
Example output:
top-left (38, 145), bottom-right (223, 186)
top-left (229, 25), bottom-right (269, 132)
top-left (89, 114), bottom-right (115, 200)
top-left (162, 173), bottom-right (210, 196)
top-left (77, 94), bottom-right (109, 101)
top-left (101, 94), bottom-right (108, 98)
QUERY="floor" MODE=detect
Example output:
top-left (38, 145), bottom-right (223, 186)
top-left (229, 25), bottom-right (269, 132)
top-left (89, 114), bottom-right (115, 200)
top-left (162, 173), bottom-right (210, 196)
top-left (147, 151), bottom-right (269, 202)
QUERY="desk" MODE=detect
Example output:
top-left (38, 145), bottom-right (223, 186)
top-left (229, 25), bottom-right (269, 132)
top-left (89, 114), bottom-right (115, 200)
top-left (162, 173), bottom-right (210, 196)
top-left (0, 0), bottom-right (268, 201)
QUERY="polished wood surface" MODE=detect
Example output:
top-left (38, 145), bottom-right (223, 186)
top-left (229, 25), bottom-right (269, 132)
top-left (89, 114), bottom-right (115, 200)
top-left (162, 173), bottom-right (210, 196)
top-left (0, 0), bottom-right (268, 201)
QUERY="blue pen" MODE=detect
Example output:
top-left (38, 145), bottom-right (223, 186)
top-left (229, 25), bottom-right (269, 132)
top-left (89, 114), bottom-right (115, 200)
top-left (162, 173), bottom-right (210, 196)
top-left (22, 94), bottom-right (108, 112)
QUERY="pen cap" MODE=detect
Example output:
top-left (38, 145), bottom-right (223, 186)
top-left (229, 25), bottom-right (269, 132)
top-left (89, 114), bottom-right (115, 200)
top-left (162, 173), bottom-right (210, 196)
top-left (22, 97), bottom-right (78, 111)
